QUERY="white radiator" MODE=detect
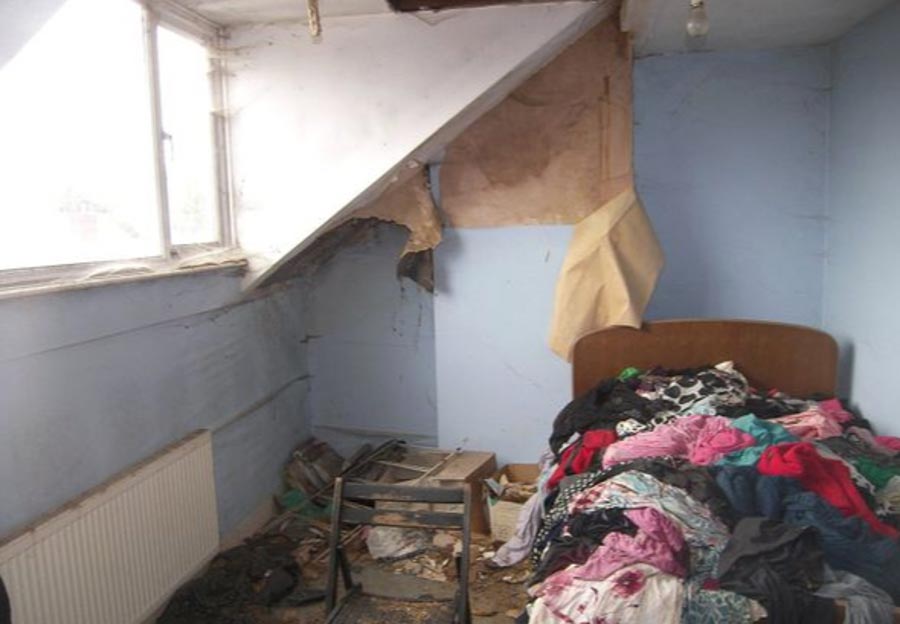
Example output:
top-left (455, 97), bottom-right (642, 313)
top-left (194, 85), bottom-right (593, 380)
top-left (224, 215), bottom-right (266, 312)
top-left (0, 430), bottom-right (219, 624)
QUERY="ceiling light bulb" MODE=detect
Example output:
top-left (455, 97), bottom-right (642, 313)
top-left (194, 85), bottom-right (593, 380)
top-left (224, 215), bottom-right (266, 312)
top-left (686, 0), bottom-right (710, 37)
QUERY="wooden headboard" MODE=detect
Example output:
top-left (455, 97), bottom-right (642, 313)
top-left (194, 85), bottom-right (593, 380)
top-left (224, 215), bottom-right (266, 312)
top-left (572, 319), bottom-right (838, 398)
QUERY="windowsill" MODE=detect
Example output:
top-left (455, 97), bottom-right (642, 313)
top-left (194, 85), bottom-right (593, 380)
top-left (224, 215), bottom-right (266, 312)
top-left (0, 248), bottom-right (249, 302)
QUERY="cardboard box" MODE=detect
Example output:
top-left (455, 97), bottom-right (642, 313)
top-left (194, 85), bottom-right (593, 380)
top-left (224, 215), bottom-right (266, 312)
top-left (380, 448), bottom-right (497, 535)
top-left (486, 464), bottom-right (540, 544)
top-left (429, 450), bottom-right (497, 535)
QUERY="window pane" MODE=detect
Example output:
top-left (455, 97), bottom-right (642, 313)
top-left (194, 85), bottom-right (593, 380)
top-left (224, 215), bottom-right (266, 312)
top-left (0, 0), bottom-right (160, 271)
top-left (157, 27), bottom-right (219, 245)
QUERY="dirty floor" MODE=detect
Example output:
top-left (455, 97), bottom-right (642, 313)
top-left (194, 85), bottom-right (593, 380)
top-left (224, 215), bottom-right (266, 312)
top-left (262, 539), bottom-right (529, 624)
top-left (157, 517), bottom-right (529, 624)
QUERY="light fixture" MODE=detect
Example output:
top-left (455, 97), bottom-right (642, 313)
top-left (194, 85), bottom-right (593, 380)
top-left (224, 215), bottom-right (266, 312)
top-left (686, 0), bottom-right (710, 37)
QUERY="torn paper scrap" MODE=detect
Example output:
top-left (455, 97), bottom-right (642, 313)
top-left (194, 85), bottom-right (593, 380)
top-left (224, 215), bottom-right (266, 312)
top-left (345, 166), bottom-right (442, 291)
top-left (549, 189), bottom-right (664, 361)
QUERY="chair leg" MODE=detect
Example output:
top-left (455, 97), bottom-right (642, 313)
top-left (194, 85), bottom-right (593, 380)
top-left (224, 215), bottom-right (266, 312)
top-left (338, 547), bottom-right (355, 590)
top-left (325, 478), bottom-right (346, 614)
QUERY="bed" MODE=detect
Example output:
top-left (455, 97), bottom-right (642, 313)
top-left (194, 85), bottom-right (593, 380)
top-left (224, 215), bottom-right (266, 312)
top-left (527, 319), bottom-right (900, 624)
top-left (572, 319), bottom-right (838, 398)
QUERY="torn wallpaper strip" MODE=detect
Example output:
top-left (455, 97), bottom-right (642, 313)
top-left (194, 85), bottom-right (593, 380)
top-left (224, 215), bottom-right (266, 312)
top-left (548, 189), bottom-right (664, 361)
top-left (350, 167), bottom-right (442, 291)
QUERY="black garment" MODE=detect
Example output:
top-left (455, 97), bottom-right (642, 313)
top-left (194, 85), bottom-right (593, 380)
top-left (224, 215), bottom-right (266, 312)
top-left (0, 575), bottom-right (9, 624)
top-left (714, 466), bottom-right (900, 605)
top-left (549, 379), bottom-right (662, 456)
top-left (531, 508), bottom-right (637, 584)
top-left (820, 436), bottom-right (900, 470)
top-left (718, 395), bottom-right (812, 420)
top-left (782, 492), bottom-right (900, 604)
top-left (717, 518), bottom-right (836, 624)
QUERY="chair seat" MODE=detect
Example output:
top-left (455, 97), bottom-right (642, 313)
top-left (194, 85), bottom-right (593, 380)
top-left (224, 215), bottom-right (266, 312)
top-left (329, 592), bottom-right (456, 624)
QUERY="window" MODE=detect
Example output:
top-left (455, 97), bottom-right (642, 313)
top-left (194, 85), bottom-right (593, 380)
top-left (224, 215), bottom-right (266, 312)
top-left (0, 0), bottom-right (229, 276)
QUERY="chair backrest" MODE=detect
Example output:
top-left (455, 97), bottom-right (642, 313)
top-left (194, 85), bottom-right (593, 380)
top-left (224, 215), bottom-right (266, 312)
top-left (326, 479), bottom-right (473, 623)
top-left (338, 481), bottom-right (470, 529)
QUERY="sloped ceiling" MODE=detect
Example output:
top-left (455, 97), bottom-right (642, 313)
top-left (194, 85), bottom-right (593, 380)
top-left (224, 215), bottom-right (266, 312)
top-left (623, 0), bottom-right (896, 57)
top-left (226, 2), bottom-right (618, 287)
top-left (0, 0), bottom-right (66, 67)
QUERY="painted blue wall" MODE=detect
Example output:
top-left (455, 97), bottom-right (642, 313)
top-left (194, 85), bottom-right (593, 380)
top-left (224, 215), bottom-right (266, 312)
top-left (432, 47), bottom-right (831, 463)
top-left (305, 225), bottom-right (438, 457)
top-left (824, 1), bottom-right (900, 434)
top-left (434, 226), bottom-right (572, 464)
top-left (636, 47), bottom-right (830, 324)
top-left (0, 271), bottom-right (311, 538)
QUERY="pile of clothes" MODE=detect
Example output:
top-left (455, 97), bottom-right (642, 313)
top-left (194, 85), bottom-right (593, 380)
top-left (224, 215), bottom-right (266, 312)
top-left (498, 362), bottom-right (900, 623)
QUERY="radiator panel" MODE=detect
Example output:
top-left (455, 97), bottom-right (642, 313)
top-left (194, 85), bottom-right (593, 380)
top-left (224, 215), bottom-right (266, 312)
top-left (0, 430), bottom-right (219, 624)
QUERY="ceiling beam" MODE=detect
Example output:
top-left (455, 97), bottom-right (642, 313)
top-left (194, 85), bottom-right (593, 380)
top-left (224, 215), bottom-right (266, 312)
top-left (387, 0), bottom-right (602, 13)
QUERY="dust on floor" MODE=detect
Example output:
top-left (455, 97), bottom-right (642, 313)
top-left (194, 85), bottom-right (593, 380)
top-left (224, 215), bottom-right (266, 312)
top-left (158, 516), bottom-right (528, 624)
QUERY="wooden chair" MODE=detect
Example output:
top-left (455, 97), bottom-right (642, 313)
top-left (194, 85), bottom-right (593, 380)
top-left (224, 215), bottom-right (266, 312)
top-left (324, 479), bottom-right (473, 624)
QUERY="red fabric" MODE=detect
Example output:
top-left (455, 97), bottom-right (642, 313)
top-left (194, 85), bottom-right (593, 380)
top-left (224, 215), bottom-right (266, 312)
top-left (757, 442), bottom-right (898, 539)
top-left (548, 430), bottom-right (617, 490)
top-left (875, 436), bottom-right (900, 452)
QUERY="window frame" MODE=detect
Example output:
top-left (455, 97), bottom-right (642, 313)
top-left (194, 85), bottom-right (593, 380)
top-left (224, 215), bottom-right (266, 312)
top-left (0, 0), bottom-right (236, 293)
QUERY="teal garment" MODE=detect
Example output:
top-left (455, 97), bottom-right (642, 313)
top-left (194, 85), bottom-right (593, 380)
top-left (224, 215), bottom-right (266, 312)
top-left (682, 584), bottom-right (762, 624)
top-left (716, 415), bottom-right (798, 467)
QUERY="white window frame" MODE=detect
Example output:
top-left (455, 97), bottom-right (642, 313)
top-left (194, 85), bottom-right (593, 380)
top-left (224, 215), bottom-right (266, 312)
top-left (0, 0), bottom-right (237, 294)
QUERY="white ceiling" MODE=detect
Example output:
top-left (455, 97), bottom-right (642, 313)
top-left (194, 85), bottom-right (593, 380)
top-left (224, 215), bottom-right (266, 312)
top-left (623, 0), bottom-right (897, 57)
top-left (175, 0), bottom-right (393, 25)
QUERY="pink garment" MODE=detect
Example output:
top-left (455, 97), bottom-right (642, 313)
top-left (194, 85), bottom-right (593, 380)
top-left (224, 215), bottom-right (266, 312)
top-left (539, 508), bottom-right (686, 596)
top-left (771, 408), bottom-right (843, 441)
top-left (819, 398), bottom-right (853, 423)
top-left (602, 415), bottom-right (755, 468)
top-left (689, 418), bottom-right (758, 465)
top-left (770, 399), bottom-right (852, 441)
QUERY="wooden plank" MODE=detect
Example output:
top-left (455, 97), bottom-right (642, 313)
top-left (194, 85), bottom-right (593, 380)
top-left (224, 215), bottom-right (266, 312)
top-left (342, 506), bottom-right (466, 529)
top-left (374, 460), bottom-right (432, 473)
top-left (344, 482), bottom-right (466, 504)
top-left (387, 0), bottom-right (571, 11)
top-left (429, 452), bottom-right (496, 482)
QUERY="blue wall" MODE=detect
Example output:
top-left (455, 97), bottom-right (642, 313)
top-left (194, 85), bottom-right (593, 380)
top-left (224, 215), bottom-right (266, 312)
top-left (635, 47), bottom-right (830, 324)
top-left (306, 225), bottom-right (438, 456)
top-left (825, 1), bottom-right (900, 434)
top-left (432, 47), bottom-right (832, 462)
top-left (0, 271), bottom-right (311, 538)
top-left (434, 226), bottom-right (572, 463)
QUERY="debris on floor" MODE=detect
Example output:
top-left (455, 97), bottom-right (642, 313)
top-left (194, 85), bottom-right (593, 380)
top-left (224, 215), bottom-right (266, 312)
top-left (157, 440), bottom-right (528, 623)
top-left (157, 522), bottom-right (326, 624)
top-left (366, 526), bottom-right (430, 560)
